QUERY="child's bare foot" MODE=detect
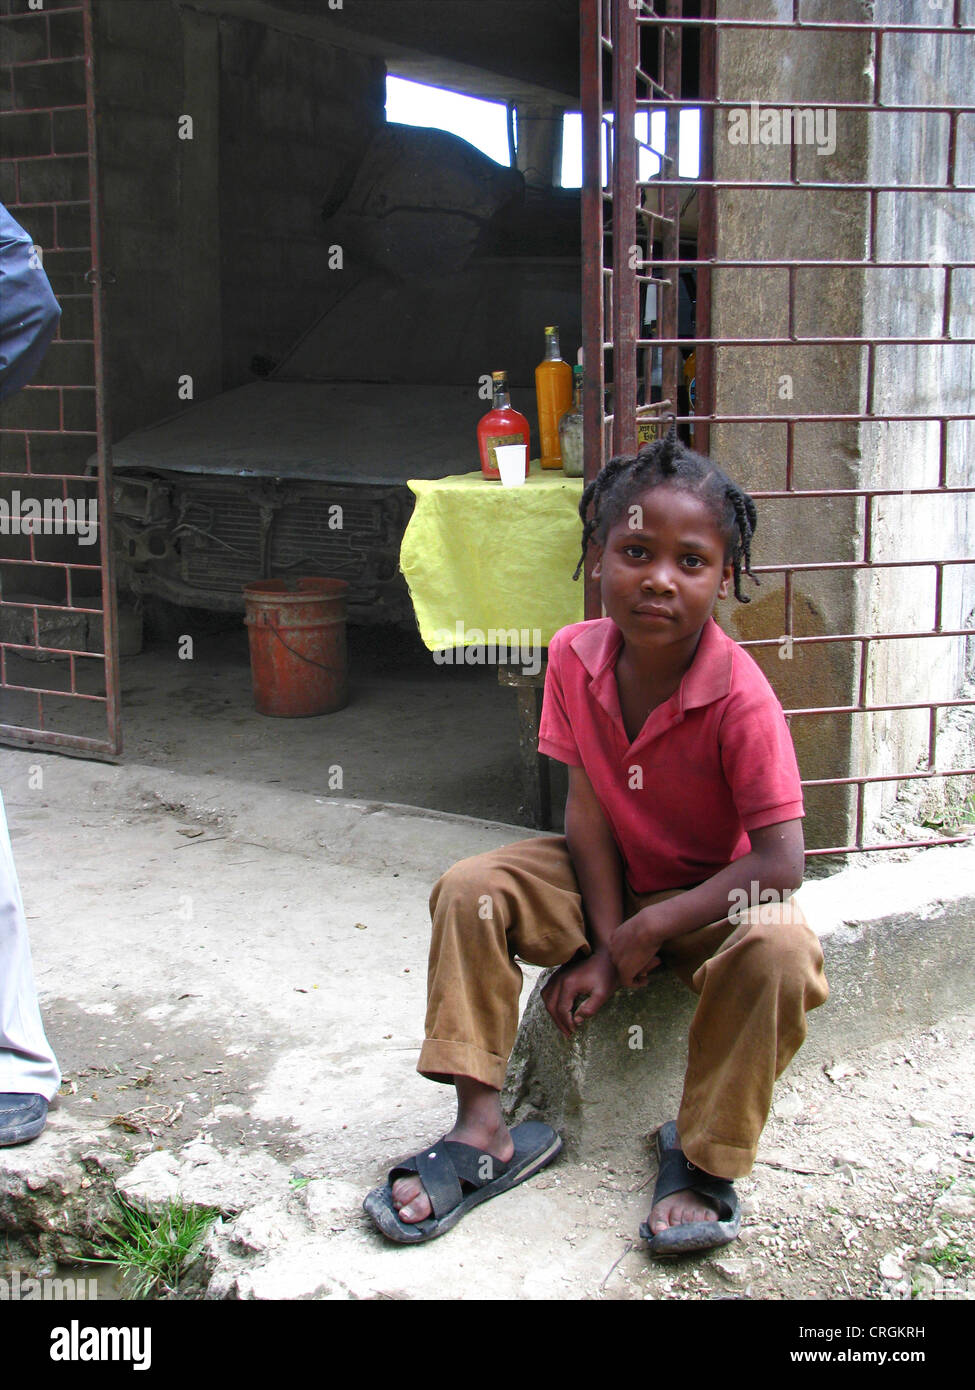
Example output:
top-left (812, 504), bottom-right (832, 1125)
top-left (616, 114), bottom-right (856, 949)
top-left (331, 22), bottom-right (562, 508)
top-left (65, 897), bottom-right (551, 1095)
top-left (640, 1123), bottom-right (741, 1254)
top-left (646, 1186), bottom-right (720, 1235)
top-left (392, 1118), bottom-right (515, 1223)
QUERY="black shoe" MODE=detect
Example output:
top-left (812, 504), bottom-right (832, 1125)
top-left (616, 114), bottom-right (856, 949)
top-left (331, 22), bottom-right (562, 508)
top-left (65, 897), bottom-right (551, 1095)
top-left (0, 1093), bottom-right (48, 1146)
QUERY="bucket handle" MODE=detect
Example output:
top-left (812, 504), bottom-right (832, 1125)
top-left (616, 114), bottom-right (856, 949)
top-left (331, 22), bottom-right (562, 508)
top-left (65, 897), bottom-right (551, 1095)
top-left (263, 615), bottom-right (344, 675)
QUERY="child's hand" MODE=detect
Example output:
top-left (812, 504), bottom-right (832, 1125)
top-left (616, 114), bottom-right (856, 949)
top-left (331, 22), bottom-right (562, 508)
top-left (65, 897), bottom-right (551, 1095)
top-left (541, 950), bottom-right (620, 1039)
top-left (609, 909), bottom-right (665, 988)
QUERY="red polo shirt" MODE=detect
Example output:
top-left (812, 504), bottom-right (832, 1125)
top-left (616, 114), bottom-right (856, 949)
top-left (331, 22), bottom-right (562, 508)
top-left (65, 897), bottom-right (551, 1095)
top-left (538, 616), bottom-right (804, 892)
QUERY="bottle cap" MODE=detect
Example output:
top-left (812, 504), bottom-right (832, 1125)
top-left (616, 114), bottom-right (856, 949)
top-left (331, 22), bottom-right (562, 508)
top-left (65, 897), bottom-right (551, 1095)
top-left (544, 325), bottom-right (557, 335)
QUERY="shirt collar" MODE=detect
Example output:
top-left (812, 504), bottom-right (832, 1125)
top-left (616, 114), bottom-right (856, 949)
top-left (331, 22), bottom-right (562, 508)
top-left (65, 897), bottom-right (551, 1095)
top-left (569, 615), bottom-right (733, 715)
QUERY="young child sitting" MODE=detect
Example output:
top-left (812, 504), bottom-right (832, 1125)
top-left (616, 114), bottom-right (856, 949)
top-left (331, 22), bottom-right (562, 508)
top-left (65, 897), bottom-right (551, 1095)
top-left (365, 421), bottom-right (828, 1256)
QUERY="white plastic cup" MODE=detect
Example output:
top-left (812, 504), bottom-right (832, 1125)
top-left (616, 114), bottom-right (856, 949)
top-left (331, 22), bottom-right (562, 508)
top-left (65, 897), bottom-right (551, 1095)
top-left (494, 443), bottom-right (527, 487)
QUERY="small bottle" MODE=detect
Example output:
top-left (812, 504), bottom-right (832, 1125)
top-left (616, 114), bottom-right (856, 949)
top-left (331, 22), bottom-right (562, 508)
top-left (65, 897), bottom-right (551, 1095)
top-left (558, 364), bottom-right (584, 477)
top-left (477, 370), bottom-right (531, 480)
top-left (535, 325), bottom-right (572, 469)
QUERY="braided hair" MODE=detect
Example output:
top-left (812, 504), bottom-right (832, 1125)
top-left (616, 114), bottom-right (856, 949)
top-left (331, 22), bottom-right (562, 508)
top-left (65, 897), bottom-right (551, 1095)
top-left (573, 417), bottom-right (759, 602)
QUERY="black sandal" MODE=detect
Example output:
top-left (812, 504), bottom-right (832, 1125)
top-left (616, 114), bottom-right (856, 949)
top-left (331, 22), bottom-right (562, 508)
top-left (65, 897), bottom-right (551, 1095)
top-left (640, 1120), bottom-right (741, 1257)
top-left (363, 1121), bottom-right (562, 1244)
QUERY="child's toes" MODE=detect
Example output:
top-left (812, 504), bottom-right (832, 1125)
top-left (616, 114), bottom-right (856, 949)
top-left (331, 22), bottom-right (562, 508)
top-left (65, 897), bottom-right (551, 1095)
top-left (391, 1175), bottom-right (421, 1210)
top-left (391, 1174), bottom-right (433, 1222)
top-left (681, 1195), bottom-right (718, 1224)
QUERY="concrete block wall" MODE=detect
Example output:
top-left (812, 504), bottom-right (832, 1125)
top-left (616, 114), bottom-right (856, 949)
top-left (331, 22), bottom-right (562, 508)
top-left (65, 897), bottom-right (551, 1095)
top-left (857, 3), bottom-right (975, 829)
top-left (217, 13), bottom-right (385, 387)
top-left (710, 0), bottom-right (973, 851)
top-left (89, 0), bottom-right (384, 440)
top-left (0, 0), bottom-right (98, 608)
top-left (91, 0), bottom-right (220, 442)
top-left (710, 0), bottom-right (873, 854)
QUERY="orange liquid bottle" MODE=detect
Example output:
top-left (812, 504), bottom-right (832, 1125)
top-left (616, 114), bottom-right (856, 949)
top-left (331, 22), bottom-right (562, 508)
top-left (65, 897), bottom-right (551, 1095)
top-left (477, 370), bottom-right (530, 479)
top-left (535, 324), bottom-right (572, 469)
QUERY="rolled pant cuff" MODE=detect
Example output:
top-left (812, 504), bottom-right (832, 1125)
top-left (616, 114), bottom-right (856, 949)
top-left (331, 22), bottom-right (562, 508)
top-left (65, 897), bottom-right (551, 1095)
top-left (418, 1039), bottom-right (507, 1091)
top-left (677, 1117), bottom-right (758, 1182)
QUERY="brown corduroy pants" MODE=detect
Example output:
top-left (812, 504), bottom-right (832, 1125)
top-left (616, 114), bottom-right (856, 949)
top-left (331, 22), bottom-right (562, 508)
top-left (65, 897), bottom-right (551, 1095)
top-left (417, 835), bottom-right (828, 1179)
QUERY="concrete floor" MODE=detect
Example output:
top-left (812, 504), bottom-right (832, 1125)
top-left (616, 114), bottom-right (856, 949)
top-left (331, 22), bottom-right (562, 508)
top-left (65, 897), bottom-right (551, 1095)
top-left (118, 618), bottom-right (564, 829)
top-left (3, 616), bottom-right (973, 1305)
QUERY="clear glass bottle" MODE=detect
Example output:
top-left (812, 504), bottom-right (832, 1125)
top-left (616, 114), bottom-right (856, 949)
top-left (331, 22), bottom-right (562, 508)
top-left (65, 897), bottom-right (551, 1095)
top-left (558, 364), bottom-right (584, 477)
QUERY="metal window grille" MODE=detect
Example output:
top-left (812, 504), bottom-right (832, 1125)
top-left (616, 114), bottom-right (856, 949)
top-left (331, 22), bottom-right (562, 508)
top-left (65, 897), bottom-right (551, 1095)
top-left (581, 0), bottom-right (975, 861)
top-left (0, 0), bottom-right (120, 757)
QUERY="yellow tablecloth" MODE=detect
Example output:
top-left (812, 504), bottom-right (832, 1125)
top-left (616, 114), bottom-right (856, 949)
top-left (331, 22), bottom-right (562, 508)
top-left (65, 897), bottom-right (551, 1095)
top-left (400, 461), bottom-right (585, 650)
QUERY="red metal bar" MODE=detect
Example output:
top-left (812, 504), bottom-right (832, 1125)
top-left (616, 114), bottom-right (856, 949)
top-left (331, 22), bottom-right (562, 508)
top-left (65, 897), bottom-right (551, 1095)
top-left (580, 0), bottom-right (605, 622)
top-left (633, 17), bottom-right (975, 33)
top-left (610, 0), bottom-right (639, 456)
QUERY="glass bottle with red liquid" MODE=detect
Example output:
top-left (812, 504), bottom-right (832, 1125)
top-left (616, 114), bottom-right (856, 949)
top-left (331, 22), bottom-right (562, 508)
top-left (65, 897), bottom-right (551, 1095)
top-left (477, 370), bottom-right (531, 480)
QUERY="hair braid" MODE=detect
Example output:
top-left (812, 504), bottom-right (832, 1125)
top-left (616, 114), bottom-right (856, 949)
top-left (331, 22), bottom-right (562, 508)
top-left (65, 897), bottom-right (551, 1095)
top-left (571, 418), bottom-right (760, 605)
top-left (573, 453), bottom-right (632, 580)
top-left (726, 485), bottom-right (760, 602)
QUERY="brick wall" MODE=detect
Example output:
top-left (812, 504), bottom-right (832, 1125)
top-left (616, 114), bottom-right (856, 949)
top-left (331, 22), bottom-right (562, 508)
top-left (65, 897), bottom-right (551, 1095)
top-left (0, 0), bottom-right (96, 599)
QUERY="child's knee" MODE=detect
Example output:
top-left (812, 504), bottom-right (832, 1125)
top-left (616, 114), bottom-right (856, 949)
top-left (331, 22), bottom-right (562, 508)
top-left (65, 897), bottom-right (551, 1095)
top-left (430, 853), bottom-right (510, 921)
top-left (736, 904), bottom-right (826, 989)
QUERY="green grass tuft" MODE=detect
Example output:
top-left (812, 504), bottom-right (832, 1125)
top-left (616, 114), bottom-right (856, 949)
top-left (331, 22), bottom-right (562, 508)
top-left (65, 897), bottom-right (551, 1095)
top-left (84, 1194), bottom-right (220, 1299)
top-left (927, 1240), bottom-right (971, 1272)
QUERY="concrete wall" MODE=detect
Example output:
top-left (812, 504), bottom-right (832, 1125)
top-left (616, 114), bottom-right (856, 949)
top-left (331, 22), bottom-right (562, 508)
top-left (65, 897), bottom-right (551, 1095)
top-left (856, 1), bottom-right (975, 830)
top-left (91, 0), bottom-right (384, 441)
top-left (711, 0), bottom-right (873, 854)
top-left (217, 12), bottom-right (384, 387)
top-left (92, 0), bottom-right (216, 442)
top-left (710, 0), bottom-right (974, 852)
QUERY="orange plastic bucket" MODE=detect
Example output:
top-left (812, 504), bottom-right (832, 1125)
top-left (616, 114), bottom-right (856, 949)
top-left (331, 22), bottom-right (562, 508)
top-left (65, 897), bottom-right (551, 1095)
top-left (242, 577), bottom-right (348, 717)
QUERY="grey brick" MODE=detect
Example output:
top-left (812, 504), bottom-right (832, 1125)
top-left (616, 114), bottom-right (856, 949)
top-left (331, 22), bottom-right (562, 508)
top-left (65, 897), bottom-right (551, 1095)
top-left (14, 58), bottom-right (86, 110)
top-left (54, 201), bottom-right (89, 247)
top-left (0, 430), bottom-right (28, 473)
top-left (24, 431), bottom-right (92, 476)
top-left (52, 106), bottom-right (86, 153)
top-left (0, 110), bottom-right (51, 158)
top-left (29, 339), bottom-right (94, 387)
top-left (56, 295), bottom-right (92, 340)
top-left (0, 14), bottom-right (48, 63)
top-left (17, 152), bottom-right (89, 201)
top-left (61, 386), bottom-right (96, 431)
top-left (48, 8), bottom-right (84, 60)
top-left (0, 387), bottom-right (61, 430)
top-left (0, 158), bottom-right (16, 202)
top-left (8, 202), bottom-right (54, 246)
top-left (40, 247), bottom-right (91, 295)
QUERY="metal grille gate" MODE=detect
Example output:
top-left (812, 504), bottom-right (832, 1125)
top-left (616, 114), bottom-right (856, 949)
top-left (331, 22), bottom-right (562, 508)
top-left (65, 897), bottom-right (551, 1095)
top-left (580, 0), bottom-right (975, 860)
top-left (0, 0), bottom-right (120, 757)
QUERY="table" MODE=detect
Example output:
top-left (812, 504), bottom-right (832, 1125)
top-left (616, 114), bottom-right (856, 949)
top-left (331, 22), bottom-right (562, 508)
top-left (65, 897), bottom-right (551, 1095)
top-left (400, 461), bottom-right (585, 826)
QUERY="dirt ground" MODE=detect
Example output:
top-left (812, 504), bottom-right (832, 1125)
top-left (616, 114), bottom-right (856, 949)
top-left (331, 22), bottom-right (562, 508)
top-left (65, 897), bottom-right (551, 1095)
top-left (0, 627), bottom-right (972, 1305)
top-left (122, 618), bottom-right (552, 826)
top-left (48, 1008), bottom-right (975, 1302)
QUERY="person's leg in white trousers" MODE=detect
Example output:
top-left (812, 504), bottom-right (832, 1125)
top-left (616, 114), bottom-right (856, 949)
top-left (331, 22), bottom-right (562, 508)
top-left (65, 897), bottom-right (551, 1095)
top-left (0, 787), bottom-right (60, 1144)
